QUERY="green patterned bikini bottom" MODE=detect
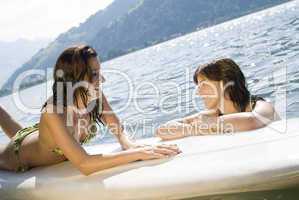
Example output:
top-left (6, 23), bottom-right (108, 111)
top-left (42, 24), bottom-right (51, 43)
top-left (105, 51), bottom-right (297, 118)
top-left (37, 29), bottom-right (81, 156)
top-left (12, 123), bottom-right (97, 173)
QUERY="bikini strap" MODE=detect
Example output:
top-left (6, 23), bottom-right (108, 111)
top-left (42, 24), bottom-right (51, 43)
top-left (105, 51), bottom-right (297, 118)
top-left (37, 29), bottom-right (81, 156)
top-left (251, 95), bottom-right (265, 110)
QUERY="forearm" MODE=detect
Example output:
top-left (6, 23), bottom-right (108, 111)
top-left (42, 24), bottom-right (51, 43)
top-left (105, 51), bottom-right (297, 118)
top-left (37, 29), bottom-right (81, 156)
top-left (115, 132), bottom-right (136, 150)
top-left (156, 111), bottom-right (220, 140)
top-left (79, 150), bottom-right (140, 176)
top-left (197, 111), bottom-right (274, 135)
top-left (102, 117), bottom-right (133, 149)
top-left (101, 112), bottom-right (135, 149)
top-left (156, 121), bottom-right (200, 141)
top-left (156, 112), bottom-right (272, 140)
top-left (187, 113), bottom-right (259, 135)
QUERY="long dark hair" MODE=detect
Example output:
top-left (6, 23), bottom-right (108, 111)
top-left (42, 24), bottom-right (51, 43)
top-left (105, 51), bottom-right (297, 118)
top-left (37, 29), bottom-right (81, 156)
top-left (43, 44), bottom-right (103, 125)
top-left (193, 58), bottom-right (260, 112)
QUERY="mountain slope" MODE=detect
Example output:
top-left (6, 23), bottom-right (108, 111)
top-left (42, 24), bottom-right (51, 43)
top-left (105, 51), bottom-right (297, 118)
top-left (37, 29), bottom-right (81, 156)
top-left (0, 38), bottom-right (50, 87)
top-left (1, 0), bottom-right (290, 96)
top-left (0, 0), bottom-right (141, 96)
top-left (93, 0), bottom-right (291, 59)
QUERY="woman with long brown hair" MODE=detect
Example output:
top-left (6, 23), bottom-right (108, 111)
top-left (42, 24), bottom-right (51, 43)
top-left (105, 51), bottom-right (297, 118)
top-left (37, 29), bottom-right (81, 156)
top-left (0, 45), bottom-right (181, 175)
top-left (156, 58), bottom-right (280, 140)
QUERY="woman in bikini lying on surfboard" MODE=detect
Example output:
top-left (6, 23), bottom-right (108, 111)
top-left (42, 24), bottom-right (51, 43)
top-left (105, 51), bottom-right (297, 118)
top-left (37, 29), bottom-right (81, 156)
top-left (156, 58), bottom-right (281, 140)
top-left (0, 45), bottom-right (181, 175)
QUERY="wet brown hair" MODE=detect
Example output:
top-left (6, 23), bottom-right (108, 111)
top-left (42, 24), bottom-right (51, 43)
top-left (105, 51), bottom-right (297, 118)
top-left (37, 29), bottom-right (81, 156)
top-left (43, 44), bottom-right (103, 125)
top-left (193, 58), bottom-right (253, 112)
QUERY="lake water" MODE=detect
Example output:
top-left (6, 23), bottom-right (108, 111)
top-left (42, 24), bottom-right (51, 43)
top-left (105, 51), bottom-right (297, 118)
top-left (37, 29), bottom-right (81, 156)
top-left (0, 0), bottom-right (299, 199)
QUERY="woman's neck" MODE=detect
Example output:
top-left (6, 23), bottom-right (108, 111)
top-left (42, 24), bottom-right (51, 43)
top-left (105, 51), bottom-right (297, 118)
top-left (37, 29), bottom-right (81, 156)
top-left (218, 98), bottom-right (239, 115)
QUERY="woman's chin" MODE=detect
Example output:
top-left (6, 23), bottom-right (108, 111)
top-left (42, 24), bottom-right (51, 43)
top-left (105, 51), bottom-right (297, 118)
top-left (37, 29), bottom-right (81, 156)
top-left (203, 102), bottom-right (217, 110)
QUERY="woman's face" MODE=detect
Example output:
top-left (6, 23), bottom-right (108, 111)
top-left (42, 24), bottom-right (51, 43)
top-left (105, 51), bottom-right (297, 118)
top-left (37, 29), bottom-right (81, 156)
top-left (196, 75), bottom-right (221, 110)
top-left (86, 57), bottom-right (106, 100)
top-left (88, 57), bottom-right (105, 88)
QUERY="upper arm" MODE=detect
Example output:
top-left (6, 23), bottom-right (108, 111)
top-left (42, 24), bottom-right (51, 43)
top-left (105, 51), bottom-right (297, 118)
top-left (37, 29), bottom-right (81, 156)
top-left (42, 110), bottom-right (88, 169)
top-left (218, 101), bottom-right (276, 132)
top-left (251, 100), bottom-right (276, 127)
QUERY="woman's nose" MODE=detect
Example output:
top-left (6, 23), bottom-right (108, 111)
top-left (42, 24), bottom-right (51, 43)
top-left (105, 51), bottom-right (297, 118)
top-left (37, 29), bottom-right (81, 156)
top-left (100, 74), bottom-right (106, 83)
top-left (196, 87), bottom-right (201, 96)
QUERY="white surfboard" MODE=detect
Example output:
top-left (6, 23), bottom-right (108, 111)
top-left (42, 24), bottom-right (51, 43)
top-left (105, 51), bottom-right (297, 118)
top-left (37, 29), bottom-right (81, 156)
top-left (1, 118), bottom-right (299, 200)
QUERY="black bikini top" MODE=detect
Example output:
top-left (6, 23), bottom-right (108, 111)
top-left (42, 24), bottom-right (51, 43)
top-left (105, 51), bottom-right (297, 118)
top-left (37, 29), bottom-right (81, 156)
top-left (251, 95), bottom-right (265, 110)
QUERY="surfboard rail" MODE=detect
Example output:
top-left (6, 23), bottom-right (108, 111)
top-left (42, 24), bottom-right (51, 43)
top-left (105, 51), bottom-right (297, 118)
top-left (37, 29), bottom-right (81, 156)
top-left (0, 118), bottom-right (299, 200)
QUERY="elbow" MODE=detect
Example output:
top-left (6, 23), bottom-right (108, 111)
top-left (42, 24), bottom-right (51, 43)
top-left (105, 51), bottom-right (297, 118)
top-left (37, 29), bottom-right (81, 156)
top-left (79, 164), bottom-right (96, 176)
top-left (78, 156), bottom-right (94, 176)
top-left (78, 165), bottom-right (92, 176)
top-left (80, 169), bottom-right (92, 176)
top-left (78, 155), bottom-right (108, 176)
top-left (249, 116), bottom-right (269, 131)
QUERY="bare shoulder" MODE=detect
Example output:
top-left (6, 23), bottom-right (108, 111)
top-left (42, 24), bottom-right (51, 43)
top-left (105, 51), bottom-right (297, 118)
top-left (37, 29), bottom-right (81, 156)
top-left (254, 100), bottom-right (274, 111)
top-left (40, 102), bottom-right (65, 123)
top-left (40, 105), bottom-right (61, 125)
top-left (41, 104), bottom-right (64, 118)
top-left (253, 100), bottom-right (277, 120)
top-left (41, 97), bottom-right (55, 113)
top-left (41, 97), bottom-right (66, 115)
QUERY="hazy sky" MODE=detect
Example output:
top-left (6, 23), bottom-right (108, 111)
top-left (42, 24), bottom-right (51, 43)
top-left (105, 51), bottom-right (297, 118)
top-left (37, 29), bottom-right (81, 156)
top-left (0, 0), bottom-right (114, 42)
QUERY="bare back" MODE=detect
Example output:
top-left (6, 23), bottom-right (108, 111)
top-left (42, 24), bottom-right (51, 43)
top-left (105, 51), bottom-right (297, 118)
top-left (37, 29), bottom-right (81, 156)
top-left (2, 101), bottom-right (94, 170)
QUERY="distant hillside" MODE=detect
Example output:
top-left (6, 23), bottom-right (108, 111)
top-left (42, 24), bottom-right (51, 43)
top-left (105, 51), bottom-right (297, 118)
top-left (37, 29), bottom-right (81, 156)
top-left (0, 38), bottom-right (50, 87)
top-left (1, 0), bottom-right (290, 96)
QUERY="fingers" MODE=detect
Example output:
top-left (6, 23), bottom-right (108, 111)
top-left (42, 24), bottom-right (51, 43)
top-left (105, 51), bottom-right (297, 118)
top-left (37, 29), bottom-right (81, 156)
top-left (149, 152), bottom-right (168, 159)
top-left (155, 144), bottom-right (182, 153)
top-left (134, 143), bottom-right (182, 162)
top-left (147, 145), bottom-right (181, 156)
top-left (137, 145), bottom-right (182, 161)
top-left (153, 147), bottom-right (178, 156)
top-left (135, 143), bottom-right (181, 153)
top-left (136, 144), bottom-right (152, 148)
